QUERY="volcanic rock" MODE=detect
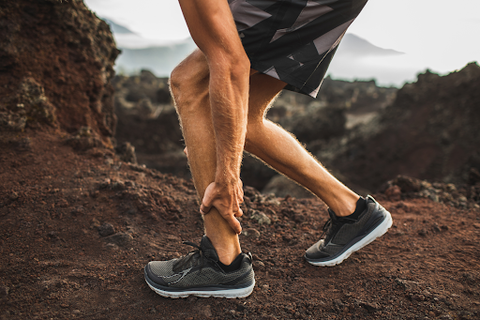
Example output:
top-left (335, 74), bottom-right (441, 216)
top-left (0, 0), bottom-right (119, 139)
top-left (326, 63), bottom-right (480, 191)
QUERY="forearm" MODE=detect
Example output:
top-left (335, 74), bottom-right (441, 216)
top-left (209, 61), bottom-right (250, 185)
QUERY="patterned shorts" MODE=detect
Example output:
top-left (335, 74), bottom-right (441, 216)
top-left (229, 0), bottom-right (368, 97)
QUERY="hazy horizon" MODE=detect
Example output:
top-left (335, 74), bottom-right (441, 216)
top-left (85, 0), bottom-right (480, 86)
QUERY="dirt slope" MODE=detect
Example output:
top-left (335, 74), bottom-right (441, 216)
top-left (1, 134), bottom-right (479, 320)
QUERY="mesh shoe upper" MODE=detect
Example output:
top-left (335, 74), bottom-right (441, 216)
top-left (145, 236), bottom-right (254, 291)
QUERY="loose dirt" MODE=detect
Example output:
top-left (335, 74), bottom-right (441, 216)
top-left (1, 132), bottom-right (479, 320)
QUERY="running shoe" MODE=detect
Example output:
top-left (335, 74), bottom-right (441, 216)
top-left (305, 195), bottom-right (392, 266)
top-left (144, 236), bottom-right (255, 298)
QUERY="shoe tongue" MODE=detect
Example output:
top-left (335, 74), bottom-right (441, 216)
top-left (200, 236), bottom-right (219, 261)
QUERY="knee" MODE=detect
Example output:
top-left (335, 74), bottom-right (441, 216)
top-left (169, 52), bottom-right (209, 116)
top-left (169, 64), bottom-right (192, 113)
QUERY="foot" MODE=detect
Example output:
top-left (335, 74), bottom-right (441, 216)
top-left (144, 236), bottom-right (255, 298)
top-left (304, 195), bottom-right (392, 266)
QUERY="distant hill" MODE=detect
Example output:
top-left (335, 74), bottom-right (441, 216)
top-left (336, 34), bottom-right (404, 57)
top-left (115, 40), bottom-right (197, 76)
top-left (104, 19), bottom-right (412, 84)
top-left (101, 18), bottom-right (197, 76)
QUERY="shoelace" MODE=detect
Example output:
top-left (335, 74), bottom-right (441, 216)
top-left (321, 219), bottom-right (333, 239)
top-left (172, 241), bottom-right (207, 272)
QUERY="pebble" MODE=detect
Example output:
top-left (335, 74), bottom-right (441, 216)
top-left (358, 300), bottom-right (381, 311)
top-left (432, 223), bottom-right (441, 233)
top-left (395, 278), bottom-right (420, 291)
top-left (98, 223), bottom-right (115, 237)
top-left (202, 305), bottom-right (212, 318)
top-left (418, 229), bottom-right (427, 236)
top-left (111, 180), bottom-right (126, 191)
top-left (410, 294), bottom-right (426, 302)
top-left (250, 210), bottom-right (271, 225)
top-left (129, 163), bottom-right (147, 172)
top-left (99, 178), bottom-right (111, 189)
top-left (243, 228), bottom-right (261, 239)
top-left (125, 180), bottom-right (135, 188)
top-left (9, 192), bottom-right (19, 201)
top-left (105, 232), bottom-right (133, 247)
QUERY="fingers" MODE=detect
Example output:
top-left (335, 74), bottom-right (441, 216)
top-left (224, 211), bottom-right (242, 235)
top-left (200, 181), bottom-right (244, 234)
top-left (199, 203), bottom-right (211, 215)
top-left (234, 206), bottom-right (243, 218)
top-left (200, 202), bottom-right (242, 234)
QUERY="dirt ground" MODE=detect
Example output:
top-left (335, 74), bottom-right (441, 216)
top-left (1, 132), bottom-right (479, 320)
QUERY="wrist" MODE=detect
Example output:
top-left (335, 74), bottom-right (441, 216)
top-left (215, 172), bottom-right (240, 186)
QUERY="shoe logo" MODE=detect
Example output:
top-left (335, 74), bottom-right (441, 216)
top-left (327, 241), bottom-right (343, 247)
top-left (164, 267), bottom-right (192, 285)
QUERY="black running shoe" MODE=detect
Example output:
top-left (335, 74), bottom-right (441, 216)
top-left (305, 195), bottom-right (392, 266)
top-left (144, 236), bottom-right (255, 298)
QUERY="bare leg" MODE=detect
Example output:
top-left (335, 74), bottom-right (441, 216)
top-left (244, 74), bottom-right (359, 217)
top-left (179, 0), bottom-right (250, 235)
top-left (170, 51), bottom-right (242, 265)
top-left (173, 0), bottom-right (252, 265)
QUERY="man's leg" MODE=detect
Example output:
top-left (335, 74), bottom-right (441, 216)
top-left (245, 73), bottom-right (359, 217)
top-left (172, 0), bottom-right (251, 265)
top-left (244, 73), bottom-right (392, 267)
top-left (179, 0), bottom-right (250, 237)
top-left (170, 50), bottom-right (242, 265)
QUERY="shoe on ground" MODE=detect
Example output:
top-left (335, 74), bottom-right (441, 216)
top-left (305, 195), bottom-right (392, 267)
top-left (144, 236), bottom-right (255, 298)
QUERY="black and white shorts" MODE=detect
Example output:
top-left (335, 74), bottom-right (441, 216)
top-left (229, 0), bottom-right (368, 97)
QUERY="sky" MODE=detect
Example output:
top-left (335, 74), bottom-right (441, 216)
top-left (84, 0), bottom-right (480, 83)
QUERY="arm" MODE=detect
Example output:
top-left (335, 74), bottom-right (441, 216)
top-left (179, 0), bottom-right (250, 234)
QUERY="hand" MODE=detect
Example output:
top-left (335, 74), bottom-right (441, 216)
top-left (200, 180), bottom-right (244, 234)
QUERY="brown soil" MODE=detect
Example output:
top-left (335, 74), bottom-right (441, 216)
top-left (1, 131), bottom-right (479, 320)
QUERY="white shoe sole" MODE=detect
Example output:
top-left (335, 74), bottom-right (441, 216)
top-left (308, 211), bottom-right (393, 267)
top-left (145, 277), bottom-right (255, 299)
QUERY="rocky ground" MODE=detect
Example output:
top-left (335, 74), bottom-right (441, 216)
top-left (1, 1), bottom-right (480, 319)
top-left (1, 131), bottom-right (480, 320)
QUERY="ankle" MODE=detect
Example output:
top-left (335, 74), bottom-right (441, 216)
top-left (203, 209), bottom-right (242, 264)
top-left (208, 236), bottom-right (241, 265)
top-left (332, 195), bottom-right (362, 217)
